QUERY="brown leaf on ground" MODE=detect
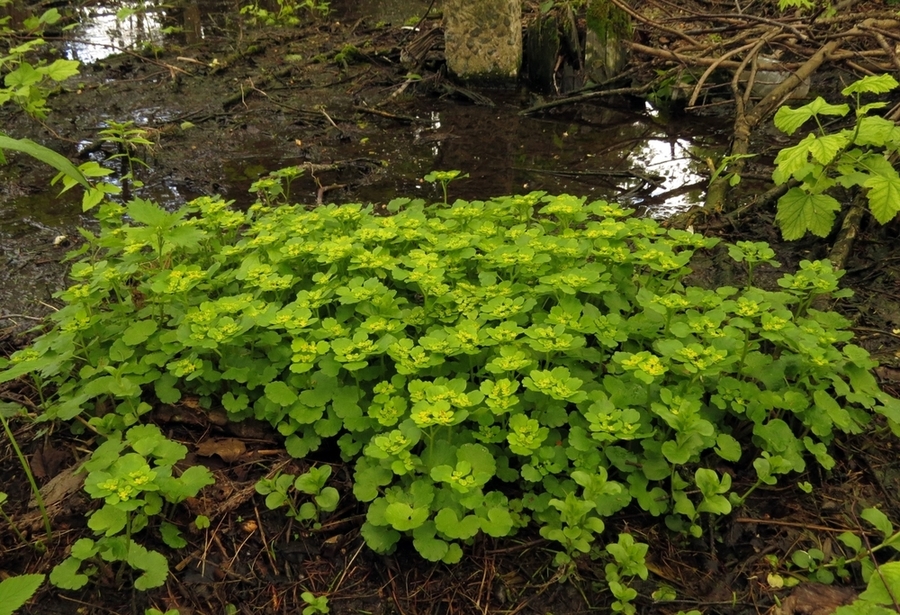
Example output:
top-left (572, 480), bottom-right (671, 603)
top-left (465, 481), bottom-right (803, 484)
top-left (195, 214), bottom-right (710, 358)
top-left (29, 465), bottom-right (83, 510)
top-left (195, 438), bottom-right (247, 463)
top-left (30, 442), bottom-right (68, 479)
top-left (875, 366), bottom-right (900, 382)
top-left (20, 464), bottom-right (86, 531)
top-left (774, 583), bottom-right (858, 615)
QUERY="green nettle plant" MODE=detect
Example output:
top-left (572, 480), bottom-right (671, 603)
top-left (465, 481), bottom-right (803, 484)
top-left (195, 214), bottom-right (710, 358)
top-left (48, 424), bottom-right (214, 590)
top-left (2, 179), bottom-right (899, 595)
top-left (772, 74), bottom-right (900, 240)
top-left (98, 120), bottom-right (155, 190)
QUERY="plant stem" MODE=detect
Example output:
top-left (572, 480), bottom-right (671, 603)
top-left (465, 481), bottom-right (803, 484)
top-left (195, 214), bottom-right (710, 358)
top-left (0, 504), bottom-right (30, 545)
top-left (0, 414), bottom-right (53, 539)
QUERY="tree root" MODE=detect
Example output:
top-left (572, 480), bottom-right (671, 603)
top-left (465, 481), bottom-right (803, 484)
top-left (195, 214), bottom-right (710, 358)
top-left (829, 204), bottom-right (866, 270)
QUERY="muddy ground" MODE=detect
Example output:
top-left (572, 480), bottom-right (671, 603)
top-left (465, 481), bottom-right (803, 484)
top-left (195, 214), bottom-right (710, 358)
top-left (2, 0), bottom-right (900, 614)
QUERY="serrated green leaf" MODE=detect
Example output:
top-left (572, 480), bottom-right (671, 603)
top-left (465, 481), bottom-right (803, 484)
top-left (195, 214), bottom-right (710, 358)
top-left (773, 99), bottom-right (848, 135)
top-left (864, 172), bottom-right (900, 224)
top-left (776, 188), bottom-right (841, 240)
top-left (773, 134), bottom-right (816, 184)
top-left (842, 74), bottom-right (899, 96)
top-left (808, 132), bottom-right (849, 165)
top-left (126, 198), bottom-right (174, 228)
top-left (5, 63), bottom-right (42, 88)
top-left (855, 116), bottom-right (900, 147)
top-left (0, 574), bottom-right (45, 615)
top-left (43, 59), bottom-right (80, 81)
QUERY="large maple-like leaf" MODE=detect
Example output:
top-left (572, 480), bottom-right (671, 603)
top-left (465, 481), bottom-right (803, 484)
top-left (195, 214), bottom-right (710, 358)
top-left (772, 134), bottom-right (816, 184)
top-left (774, 98), bottom-right (849, 135)
top-left (776, 187), bottom-right (841, 240)
top-left (864, 171), bottom-right (900, 224)
top-left (808, 132), bottom-right (849, 165)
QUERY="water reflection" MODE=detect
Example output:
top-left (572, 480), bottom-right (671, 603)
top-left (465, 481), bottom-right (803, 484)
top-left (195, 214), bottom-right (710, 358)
top-left (64, 0), bottom-right (222, 63)
top-left (66, 1), bottom-right (166, 63)
top-left (624, 137), bottom-right (707, 217)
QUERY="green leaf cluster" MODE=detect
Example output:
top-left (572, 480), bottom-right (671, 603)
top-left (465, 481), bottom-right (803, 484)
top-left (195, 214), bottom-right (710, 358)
top-left (240, 0), bottom-right (330, 27)
top-left (256, 465), bottom-right (340, 525)
top-left (0, 11), bottom-right (87, 187)
top-left (2, 183), bottom-right (898, 593)
top-left (772, 74), bottom-right (900, 240)
top-left (49, 424), bottom-right (213, 591)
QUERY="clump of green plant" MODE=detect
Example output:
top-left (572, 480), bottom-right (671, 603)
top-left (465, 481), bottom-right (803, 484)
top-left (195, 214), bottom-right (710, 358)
top-left (98, 120), bottom-right (155, 192)
top-left (301, 592), bottom-right (330, 615)
top-left (0, 8), bottom-right (79, 119)
top-left (240, 0), bottom-right (330, 27)
top-left (256, 465), bottom-right (340, 526)
top-left (708, 153), bottom-right (757, 188)
top-left (333, 43), bottom-right (364, 69)
top-left (765, 506), bottom-right (900, 610)
top-left (49, 424), bottom-right (214, 590)
top-left (2, 181), bottom-right (899, 598)
top-left (771, 73), bottom-right (900, 240)
top-left (423, 169), bottom-right (468, 204)
top-left (250, 165), bottom-right (305, 206)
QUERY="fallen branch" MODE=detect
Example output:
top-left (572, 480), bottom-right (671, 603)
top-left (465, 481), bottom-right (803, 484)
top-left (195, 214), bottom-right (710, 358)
top-left (519, 82), bottom-right (655, 115)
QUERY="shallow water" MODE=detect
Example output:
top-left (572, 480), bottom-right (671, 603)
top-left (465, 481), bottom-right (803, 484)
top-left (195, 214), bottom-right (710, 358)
top-left (0, 0), bottom-right (729, 324)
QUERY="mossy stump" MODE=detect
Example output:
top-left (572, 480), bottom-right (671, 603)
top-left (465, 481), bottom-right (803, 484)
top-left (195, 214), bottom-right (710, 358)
top-left (444, 0), bottom-right (522, 83)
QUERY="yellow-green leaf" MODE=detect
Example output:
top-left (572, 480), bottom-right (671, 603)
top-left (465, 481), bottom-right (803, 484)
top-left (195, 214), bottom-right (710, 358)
top-left (808, 132), bottom-right (849, 165)
top-left (772, 134), bottom-right (815, 184)
top-left (776, 187), bottom-right (841, 240)
top-left (864, 171), bottom-right (900, 224)
top-left (842, 74), bottom-right (899, 96)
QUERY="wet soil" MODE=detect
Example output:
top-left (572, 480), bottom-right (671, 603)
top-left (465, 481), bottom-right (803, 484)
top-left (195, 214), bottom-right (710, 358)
top-left (0, 0), bottom-right (728, 328)
top-left (2, 1), bottom-right (900, 614)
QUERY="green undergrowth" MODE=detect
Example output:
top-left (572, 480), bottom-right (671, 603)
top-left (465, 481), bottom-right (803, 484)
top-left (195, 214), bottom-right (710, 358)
top-left (2, 188), bottom-right (900, 604)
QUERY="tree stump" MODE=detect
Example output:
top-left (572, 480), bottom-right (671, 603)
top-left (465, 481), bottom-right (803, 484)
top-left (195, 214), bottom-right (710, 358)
top-left (443, 0), bottom-right (522, 83)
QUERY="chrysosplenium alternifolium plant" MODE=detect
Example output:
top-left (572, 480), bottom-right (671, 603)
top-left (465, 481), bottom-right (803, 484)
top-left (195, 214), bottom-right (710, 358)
top-left (2, 187), bottom-right (899, 590)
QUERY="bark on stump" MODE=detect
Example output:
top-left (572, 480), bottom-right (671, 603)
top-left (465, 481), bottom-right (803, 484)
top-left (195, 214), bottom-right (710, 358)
top-left (443, 0), bottom-right (522, 83)
top-left (584, 0), bottom-right (631, 83)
